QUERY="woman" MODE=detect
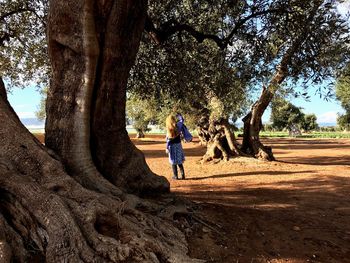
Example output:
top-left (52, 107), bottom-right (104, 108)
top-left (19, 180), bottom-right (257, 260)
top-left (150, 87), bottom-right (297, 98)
top-left (165, 114), bottom-right (186, 180)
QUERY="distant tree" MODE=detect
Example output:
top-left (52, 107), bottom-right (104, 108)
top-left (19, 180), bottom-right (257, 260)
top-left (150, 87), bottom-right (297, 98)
top-left (301, 114), bottom-right (319, 132)
top-left (142, 0), bottom-right (350, 161)
top-left (337, 114), bottom-right (350, 131)
top-left (126, 94), bottom-right (158, 138)
top-left (336, 63), bottom-right (350, 130)
top-left (271, 98), bottom-right (319, 133)
top-left (262, 123), bottom-right (275, 132)
top-left (35, 86), bottom-right (47, 121)
top-left (270, 99), bottom-right (304, 131)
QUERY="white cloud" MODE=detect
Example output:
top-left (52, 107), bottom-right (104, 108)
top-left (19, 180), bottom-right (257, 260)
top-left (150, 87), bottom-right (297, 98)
top-left (17, 111), bottom-right (36, 118)
top-left (338, 1), bottom-right (350, 16)
top-left (317, 111), bottom-right (338, 123)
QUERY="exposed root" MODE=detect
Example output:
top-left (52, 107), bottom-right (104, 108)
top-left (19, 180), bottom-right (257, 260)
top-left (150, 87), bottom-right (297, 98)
top-left (0, 165), bottom-right (203, 263)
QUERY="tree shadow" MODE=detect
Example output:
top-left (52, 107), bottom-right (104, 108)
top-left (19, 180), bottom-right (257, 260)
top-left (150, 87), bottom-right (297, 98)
top-left (131, 139), bottom-right (164, 146)
top-left (262, 138), bottom-right (350, 147)
top-left (141, 145), bottom-right (207, 159)
top-left (188, 170), bottom-right (314, 180)
top-left (180, 175), bottom-right (350, 262)
top-left (279, 156), bottom-right (350, 166)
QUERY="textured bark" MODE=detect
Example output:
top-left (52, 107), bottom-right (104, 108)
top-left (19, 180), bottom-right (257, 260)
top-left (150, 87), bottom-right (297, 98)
top-left (198, 117), bottom-right (242, 162)
top-left (45, 0), bottom-right (169, 195)
top-left (0, 78), bottom-right (201, 263)
top-left (241, 87), bottom-right (276, 161)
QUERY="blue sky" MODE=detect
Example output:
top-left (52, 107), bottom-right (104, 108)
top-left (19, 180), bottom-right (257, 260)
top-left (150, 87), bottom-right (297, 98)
top-left (258, 86), bottom-right (344, 124)
top-left (8, 86), bottom-right (41, 119)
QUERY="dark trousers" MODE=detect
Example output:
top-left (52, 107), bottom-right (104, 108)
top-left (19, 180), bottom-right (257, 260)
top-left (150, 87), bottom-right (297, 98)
top-left (172, 164), bottom-right (185, 179)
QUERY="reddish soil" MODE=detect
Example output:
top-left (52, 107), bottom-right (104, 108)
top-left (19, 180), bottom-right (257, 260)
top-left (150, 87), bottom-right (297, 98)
top-left (133, 135), bottom-right (350, 263)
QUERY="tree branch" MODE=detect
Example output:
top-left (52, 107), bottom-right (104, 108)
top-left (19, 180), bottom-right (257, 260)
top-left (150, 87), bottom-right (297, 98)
top-left (145, 8), bottom-right (286, 49)
top-left (0, 5), bottom-right (46, 46)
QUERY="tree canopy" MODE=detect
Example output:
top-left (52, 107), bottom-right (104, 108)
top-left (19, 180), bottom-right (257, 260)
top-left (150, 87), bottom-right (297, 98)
top-left (129, 0), bottom-right (350, 129)
top-left (0, 0), bottom-right (48, 88)
top-left (336, 63), bottom-right (350, 129)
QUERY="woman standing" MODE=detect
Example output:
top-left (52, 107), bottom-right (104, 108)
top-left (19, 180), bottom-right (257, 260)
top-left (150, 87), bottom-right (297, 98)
top-left (165, 114), bottom-right (186, 180)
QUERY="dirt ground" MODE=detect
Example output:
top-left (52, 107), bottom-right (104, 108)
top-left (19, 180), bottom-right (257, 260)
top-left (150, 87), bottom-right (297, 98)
top-left (133, 135), bottom-right (350, 263)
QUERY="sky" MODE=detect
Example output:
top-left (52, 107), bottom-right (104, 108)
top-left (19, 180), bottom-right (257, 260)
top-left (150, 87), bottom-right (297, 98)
top-left (6, 0), bottom-right (350, 126)
top-left (7, 83), bottom-right (344, 125)
top-left (8, 86), bottom-right (41, 119)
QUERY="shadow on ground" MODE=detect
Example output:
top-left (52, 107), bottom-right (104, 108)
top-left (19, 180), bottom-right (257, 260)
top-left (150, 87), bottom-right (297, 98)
top-left (178, 175), bottom-right (350, 263)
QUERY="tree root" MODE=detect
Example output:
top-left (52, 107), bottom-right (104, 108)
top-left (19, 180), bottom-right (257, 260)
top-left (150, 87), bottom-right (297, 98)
top-left (0, 165), bottom-right (203, 263)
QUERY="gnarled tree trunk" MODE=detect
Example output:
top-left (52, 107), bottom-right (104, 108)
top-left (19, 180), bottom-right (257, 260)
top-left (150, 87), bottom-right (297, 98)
top-left (241, 86), bottom-right (276, 161)
top-left (45, 0), bottom-right (168, 195)
top-left (198, 117), bottom-right (242, 162)
top-left (0, 77), bottom-right (200, 262)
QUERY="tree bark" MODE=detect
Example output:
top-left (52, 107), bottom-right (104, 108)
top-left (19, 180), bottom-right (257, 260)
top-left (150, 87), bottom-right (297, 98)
top-left (198, 117), bottom-right (242, 162)
top-left (0, 79), bottom-right (201, 262)
top-left (241, 87), bottom-right (276, 161)
top-left (45, 0), bottom-right (169, 195)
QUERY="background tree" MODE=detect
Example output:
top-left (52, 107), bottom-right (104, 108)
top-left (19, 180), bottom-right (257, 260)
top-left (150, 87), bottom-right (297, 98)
top-left (270, 99), bottom-right (304, 131)
top-left (271, 98), bottom-right (319, 133)
top-left (301, 114), bottom-right (319, 132)
top-left (238, 0), bottom-right (350, 160)
top-left (126, 94), bottom-right (158, 138)
top-left (336, 63), bottom-right (350, 130)
top-left (35, 86), bottom-right (47, 121)
top-left (143, 0), bottom-right (350, 161)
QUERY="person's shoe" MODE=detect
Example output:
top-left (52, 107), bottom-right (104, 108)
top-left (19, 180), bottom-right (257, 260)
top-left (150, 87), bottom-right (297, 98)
top-left (172, 176), bottom-right (178, 180)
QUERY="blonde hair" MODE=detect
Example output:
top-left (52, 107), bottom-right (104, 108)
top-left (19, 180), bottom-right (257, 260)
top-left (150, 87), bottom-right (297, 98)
top-left (166, 114), bottom-right (178, 138)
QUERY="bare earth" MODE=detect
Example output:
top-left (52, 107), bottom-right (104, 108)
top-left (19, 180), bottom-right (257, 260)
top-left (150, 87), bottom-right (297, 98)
top-left (133, 135), bottom-right (350, 263)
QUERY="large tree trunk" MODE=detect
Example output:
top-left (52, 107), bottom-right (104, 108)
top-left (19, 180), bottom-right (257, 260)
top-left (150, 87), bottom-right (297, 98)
top-left (45, 0), bottom-right (169, 195)
top-left (1, 80), bottom-right (201, 262)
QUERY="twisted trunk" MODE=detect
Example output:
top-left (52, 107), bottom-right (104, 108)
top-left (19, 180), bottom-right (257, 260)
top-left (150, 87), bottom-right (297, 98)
top-left (241, 88), bottom-right (275, 161)
top-left (199, 118), bottom-right (242, 162)
top-left (135, 130), bottom-right (145, 139)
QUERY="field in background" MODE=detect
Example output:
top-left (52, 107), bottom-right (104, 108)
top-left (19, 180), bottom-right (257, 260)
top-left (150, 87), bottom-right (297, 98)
top-left (259, 131), bottom-right (350, 138)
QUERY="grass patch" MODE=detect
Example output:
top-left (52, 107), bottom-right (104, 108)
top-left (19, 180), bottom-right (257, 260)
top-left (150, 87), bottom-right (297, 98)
top-left (260, 131), bottom-right (350, 139)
